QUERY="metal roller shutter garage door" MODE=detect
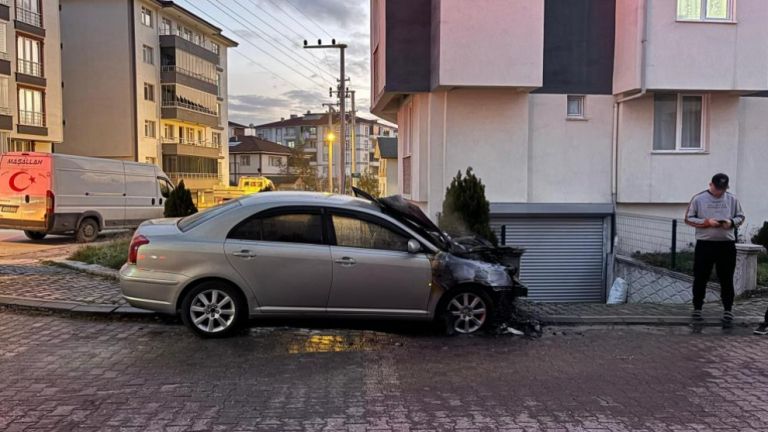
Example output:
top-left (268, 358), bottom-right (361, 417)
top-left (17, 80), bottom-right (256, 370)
top-left (493, 218), bottom-right (607, 302)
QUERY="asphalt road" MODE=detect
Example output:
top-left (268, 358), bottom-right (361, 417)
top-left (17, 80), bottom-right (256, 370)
top-left (1, 308), bottom-right (767, 431)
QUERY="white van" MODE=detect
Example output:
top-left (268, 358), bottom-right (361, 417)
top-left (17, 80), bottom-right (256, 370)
top-left (0, 152), bottom-right (174, 242)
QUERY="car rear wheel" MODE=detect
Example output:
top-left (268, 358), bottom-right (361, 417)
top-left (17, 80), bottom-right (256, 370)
top-left (75, 218), bottom-right (99, 243)
top-left (441, 288), bottom-right (494, 335)
top-left (180, 282), bottom-right (246, 338)
top-left (23, 231), bottom-right (46, 241)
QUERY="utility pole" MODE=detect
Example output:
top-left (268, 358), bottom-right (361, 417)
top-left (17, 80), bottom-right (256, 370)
top-left (304, 39), bottom-right (347, 192)
top-left (321, 102), bottom-right (337, 193)
top-left (349, 90), bottom-right (356, 185)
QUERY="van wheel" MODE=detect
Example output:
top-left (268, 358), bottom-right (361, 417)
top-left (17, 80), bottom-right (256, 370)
top-left (75, 219), bottom-right (99, 243)
top-left (23, 231), bottom-right (46, 241)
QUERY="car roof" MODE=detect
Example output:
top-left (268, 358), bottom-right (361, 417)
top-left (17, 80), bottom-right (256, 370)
top-left (238, 191), bottom-right (382, 212)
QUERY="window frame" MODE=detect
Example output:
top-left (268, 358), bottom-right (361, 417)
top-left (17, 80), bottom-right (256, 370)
top-left (326, 208), bottom-right (416, 253)
top-left (144, 120), bottom-right (156, 138)
top-left (227, 206), bottom-right (327, 246)
top-left (141, 6), bottom-right (153, 28)
top-left (142, 45), bottom-right (154, 65)
top-left (676, 0), bottom-right (736, 23)
top-left (143, 82), bottom-right (154, 102)
top-left (566, 95), bottom-right (586, 119)
top-left (652, 93), bottom-right (708, 153)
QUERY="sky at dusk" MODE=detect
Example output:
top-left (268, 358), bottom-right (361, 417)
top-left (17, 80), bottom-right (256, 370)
top-left (174, 0), bottom-right (373, 127)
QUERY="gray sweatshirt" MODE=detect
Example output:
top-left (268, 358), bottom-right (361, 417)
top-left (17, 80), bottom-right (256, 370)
top-left (685, 190), bottom-right (745, 241)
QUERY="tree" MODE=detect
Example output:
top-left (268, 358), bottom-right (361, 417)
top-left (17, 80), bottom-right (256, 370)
top-left (752, 221), bottom-right (768, 250)
top-left (164, 180), bottom-right (198, 217)
top-left (356, 168), bottom-right (381, 198)
top-left (285, 148), bottom-right (320, 192)
top-left (439, 167), bottom-right (497, 245)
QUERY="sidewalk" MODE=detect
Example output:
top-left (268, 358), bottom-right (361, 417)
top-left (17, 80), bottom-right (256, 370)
top-left (1, 256), bottom-right (766, 325)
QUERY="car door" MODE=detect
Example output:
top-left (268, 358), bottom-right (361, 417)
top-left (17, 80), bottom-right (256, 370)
top-left (326, 209), bottom-right (432, 315)
top-left (223, 207), bottom-right (332, 313)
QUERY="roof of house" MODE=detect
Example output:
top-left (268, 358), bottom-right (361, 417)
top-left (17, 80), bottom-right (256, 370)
top-left (377, 137), bottom-right (398, 159)
top-left (229, 136), bottom-right (291, 155)
top-left (155, 1), bottom-right (238, 46)
top-left (255, 113), bottom-right (386, 129)
top-left (228, 120), bottom-right (247, 128)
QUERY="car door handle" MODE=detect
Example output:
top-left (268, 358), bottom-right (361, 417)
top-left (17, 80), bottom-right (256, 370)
top-left (334, 257), bottom-right (356, 266)
top-left (232, 250), bottom-right (258, 258)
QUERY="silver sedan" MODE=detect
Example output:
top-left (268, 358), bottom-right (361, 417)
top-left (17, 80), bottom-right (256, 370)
top-left (120, 192), bottom-right (526, 337)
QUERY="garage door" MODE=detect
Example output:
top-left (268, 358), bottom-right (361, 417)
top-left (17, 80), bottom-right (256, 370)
top-left (493, 218), bottom-right (607, 302)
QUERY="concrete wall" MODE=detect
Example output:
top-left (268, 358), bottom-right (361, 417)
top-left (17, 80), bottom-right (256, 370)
top-left (134, 0), bottom-right (161, 163)
top-left (528, 94), bottom-right (613, 203)
top-left (617, 93), bottom-right (740, 203)
top-left (433, 0), bottom-right (544, 88)
top-left (217, 46), bottom-right (229, 187)
top-left (612, 0), bottom-right (642, 94)
top-left (60, 0), bottom-right (134, 159)
top-left (737, 97), bottom-right (768, 229)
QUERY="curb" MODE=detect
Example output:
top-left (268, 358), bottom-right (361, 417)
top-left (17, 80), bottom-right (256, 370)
top-left (0, 295), bottom-right (156, 317)
top-left (43, 259), bottom-right (120, 281)
top-left (542, 315), bottom-right (765, 326)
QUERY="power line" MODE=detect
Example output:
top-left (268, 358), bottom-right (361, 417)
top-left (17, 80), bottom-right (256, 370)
top-left (283, 0), bottom-right (334, 39)
top-left (229, 0), bottom-right (337, 80)
top-left (179, 1), bottom-right (319, 91)
top-left (199, 0), bottom-right (330, 90)
top-left (263, 0), bottom-right (336, 72)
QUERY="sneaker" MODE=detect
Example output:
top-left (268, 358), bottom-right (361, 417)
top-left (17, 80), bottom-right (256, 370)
top-left (691, 309), bottom-right (703, 321)
top-left (754, 323), bottom-right (768, 335)
top-left (722, 311), bottom-right (735, 323)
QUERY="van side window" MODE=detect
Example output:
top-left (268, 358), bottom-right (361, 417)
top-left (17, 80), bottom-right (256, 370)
top-left (158, 178), bottom-right (173, 198)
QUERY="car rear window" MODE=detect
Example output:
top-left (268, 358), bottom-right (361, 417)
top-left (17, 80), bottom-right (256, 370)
top-left (178, 199), bottom-right (241, 232)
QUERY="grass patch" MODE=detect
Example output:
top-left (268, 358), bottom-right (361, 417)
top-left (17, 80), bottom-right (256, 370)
top-left (69, 238), bottom-right (130, 270)
top-left (632, 250), bottom-right (768, 287)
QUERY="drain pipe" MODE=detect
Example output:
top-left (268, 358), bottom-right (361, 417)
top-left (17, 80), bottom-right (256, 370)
top-left (612, 0), bottom-right (650, 206)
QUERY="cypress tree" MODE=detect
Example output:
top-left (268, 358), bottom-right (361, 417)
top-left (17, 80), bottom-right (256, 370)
top-left (164, 180), bottom-right (198, 217)
top-left (439, 167), bottom-right (497, 245)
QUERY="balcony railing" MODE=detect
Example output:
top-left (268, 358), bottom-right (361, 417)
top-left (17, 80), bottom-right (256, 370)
top-left (0, 51), bottom-right (8, 61)
top-left (17, 59), bottom-right (42, 77)
top-left (162, 99), bottom-right (218, 117)
top-left (161, 65), bottom-right (217, 86)
top-left (0, 107), bottom-right (10, 115)
top-left (161, 137), bottom-right (220, 149)
top-left (159, 28), bottom-right (219, 55)
top-left (167, 172), bottom-right (221, 181)
top-left (0, 0), bottom-right (9, 6)
top-left (18, 110), bottom-right (44, 127)
top-left (15, 6), bottom-right (41, 28)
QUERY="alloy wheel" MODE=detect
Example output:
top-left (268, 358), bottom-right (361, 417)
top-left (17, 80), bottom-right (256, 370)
top-left (189, 289), bottom-right (236, 334)
top-left (447, 292), bottom-right (487, 334)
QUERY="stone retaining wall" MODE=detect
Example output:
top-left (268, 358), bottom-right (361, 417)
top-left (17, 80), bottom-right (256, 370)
top-left (615, 256), bottom-right (721, 304)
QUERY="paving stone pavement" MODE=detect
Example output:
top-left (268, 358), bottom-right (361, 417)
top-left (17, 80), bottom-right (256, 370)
top-left (1, 309), bottom-right (768, 431)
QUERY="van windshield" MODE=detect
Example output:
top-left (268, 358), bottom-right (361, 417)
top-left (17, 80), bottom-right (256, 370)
top-left (178, 199), bottom-right (241, 232)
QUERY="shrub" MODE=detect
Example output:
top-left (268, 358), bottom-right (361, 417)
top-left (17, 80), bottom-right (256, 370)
top-left (69, 238), bottom-right (130, 270)
top-left (164, 180), bottom-right (198, 218)
top-left (752, 221), bottom-right (768, 250)
top-left (439, 167), bottom-right (497, 245)
top-left (357, 168), bottom-right (381, 198)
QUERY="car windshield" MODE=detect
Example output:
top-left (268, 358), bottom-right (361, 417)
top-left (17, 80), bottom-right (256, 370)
top-left (178, 199), bottom-right (242, 232)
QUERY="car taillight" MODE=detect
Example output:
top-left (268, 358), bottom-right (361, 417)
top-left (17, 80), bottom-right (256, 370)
top-left (127, 234), bottom-right (150, 264)
top-left (45, 190), bottom-right (54, 215)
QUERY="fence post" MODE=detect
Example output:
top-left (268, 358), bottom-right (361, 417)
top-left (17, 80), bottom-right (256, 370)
top-left (671, 219), bottom-right (678, 270)
top-left (500, 225), bottom-right (506, 246)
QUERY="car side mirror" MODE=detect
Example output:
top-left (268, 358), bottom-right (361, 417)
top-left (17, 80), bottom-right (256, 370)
top-left (407, 239), bottom-right (422, 254)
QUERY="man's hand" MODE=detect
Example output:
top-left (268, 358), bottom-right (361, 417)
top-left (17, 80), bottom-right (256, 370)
top-left (720, 219), bottom-right (733, 229)
top-left (706, 218), bottom-right (722, 228)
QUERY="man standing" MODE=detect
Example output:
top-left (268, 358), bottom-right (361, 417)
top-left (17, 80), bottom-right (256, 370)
top-left (684, 173), bottom-right (745, 326)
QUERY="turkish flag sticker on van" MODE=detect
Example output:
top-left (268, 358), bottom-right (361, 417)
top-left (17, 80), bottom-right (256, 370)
top-left (0, 153), bottom-right (52, 197)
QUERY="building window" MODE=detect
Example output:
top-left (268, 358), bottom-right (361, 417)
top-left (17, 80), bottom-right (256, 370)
top-left (211, 42), bottom-right (220, 54)
top-left (144, 120), bottom-right (156, 138)
top-left (212, 132), bottom-right (221, 146)
top-left (286, 140), bottom-right (295, 148)
top-left (142, 45), bottom-right (153, 65)
top-left (0, 22), bottom-right (7, 60)
top-left (269, 156), bottom-right (282, 167)
top-left (143, 83), bottom-right (154, 101)
top-left (567, 95), bottom-right (585, 118)
top-left (677, 0), bottom-right (733, 21)
top-left (18, 87), bottom-right (44, 126)
top-left (141, 6), bottom-right (153, 28)
top-left (163, 124), bottom-right (174, 139)
top-left (17, 36), bottom-right (42, 77)
top-left (241, 155), bottom-right (250, 166)
top-left (10, 139), bottom-right (35, 152)
top-left (653, 93), bottom-right (705, 151)
top-left (160, 17), bottom-right (171, 35)
top-left (15, 0), bottom-right (42, 28)
top-left (0, 76), bottom-right (8, 115)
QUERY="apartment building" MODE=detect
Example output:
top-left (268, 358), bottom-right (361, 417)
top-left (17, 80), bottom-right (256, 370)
top-left (254, 112), bottom-right (397, 181)
top-left (59, 0), bottom-right (237, 201)
top-left (372, 0), bottom-right (768, 301)
top-left (0, 0), bottom-right (63, 153)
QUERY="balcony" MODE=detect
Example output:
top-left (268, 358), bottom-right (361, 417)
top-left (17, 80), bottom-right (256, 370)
top-left (16, 59), bottom-right (45, 86)
top-left (161, 100), bottom-right (219, 128)
top-left (161, 65), bottom-right (218, 95)
top-left (17, 109), bottom-right (47, 135)
top-left (167, 172), bottom-right (221, 190)
top-left (14, 5), bottom-right (44, 37)
top-left (159, 31), bottom-right (219, 65)
top-left (161, 137), bottom-right (221, 159)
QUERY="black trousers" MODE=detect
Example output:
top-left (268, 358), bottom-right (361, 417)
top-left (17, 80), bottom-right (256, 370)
top-left (693, 240), bottom-right (736, 311)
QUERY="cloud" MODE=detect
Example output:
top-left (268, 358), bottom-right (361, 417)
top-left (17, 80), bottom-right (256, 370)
top-left (229, 94), bottom-right (293, 112)
top-left (280, 0), bottom-right (366, 27)
top-left (282, 89), bottom-right (328, 107)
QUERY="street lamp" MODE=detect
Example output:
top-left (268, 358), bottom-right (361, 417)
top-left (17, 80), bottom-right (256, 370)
top-left (325, 131), bottom-right (335, 193)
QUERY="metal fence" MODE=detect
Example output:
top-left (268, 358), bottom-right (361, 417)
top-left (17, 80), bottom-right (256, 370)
top-left (615, 213), bottom-right (698, 270)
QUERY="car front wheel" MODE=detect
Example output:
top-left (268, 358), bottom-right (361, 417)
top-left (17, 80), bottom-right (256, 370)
top-left (180, 282), bottom-right (246, 338)
top-left (442, 288), bottom-right (494, 335)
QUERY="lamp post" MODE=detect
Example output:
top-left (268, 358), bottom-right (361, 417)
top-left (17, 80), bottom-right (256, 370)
top-left (325, 131), bottom-right (335, 193)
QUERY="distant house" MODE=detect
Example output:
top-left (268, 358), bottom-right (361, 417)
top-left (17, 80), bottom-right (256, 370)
top-left (228, 136), bottom-right (291, 186)
top-left (228, 121), bottom-right (248, 139)
top-left (374, 137), bottom-right (398, 197)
